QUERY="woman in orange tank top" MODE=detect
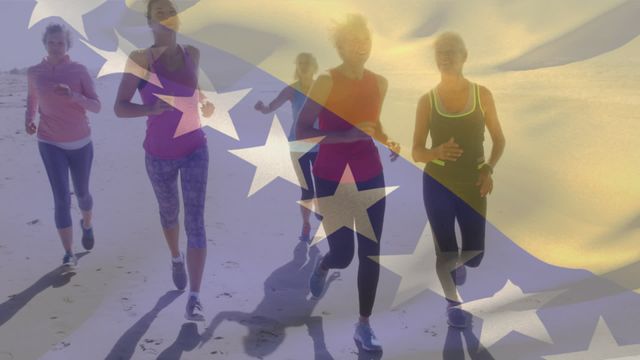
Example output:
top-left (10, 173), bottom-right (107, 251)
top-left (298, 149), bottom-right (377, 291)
top-left (296, 14), bottom-right (400, 353)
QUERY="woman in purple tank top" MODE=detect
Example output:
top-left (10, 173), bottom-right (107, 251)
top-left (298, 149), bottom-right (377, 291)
top-left (114, 0), bottom-right (214, 321)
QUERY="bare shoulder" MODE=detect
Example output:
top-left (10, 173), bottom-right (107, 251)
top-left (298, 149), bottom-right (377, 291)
top-left (418, 92), bottom-right (431, 107)
top-left (184, 45), bottom-right (200, 60)
top-left (477, 84), bottom-right (494, 101)
top-left (128, 49), bottom-right (148, 68)
top-left (314, 72), bottom-right (334, 88)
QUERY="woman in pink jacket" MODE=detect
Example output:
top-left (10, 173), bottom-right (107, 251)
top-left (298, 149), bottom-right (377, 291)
top-left (25, 23), bottom-right (101, 267)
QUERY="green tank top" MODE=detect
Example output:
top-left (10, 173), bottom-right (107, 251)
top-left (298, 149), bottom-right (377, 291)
top-left (425, 82), bottom-right (486, 184)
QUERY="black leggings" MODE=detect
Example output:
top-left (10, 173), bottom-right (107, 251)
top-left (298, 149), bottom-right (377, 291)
top-left (293, 151), bottom-right (317, 201)
top-left (316, 173), bottom-right (386, 318)
top-left (423, 173), bottom-right (486, 267)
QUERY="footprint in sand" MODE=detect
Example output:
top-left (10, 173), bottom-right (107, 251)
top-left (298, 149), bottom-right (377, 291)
top-left (222, 261), bottom-right (239, 269)
top-left (52, 341), bottom-right (70, 351)
top-left (138, 338), bottom-right (164, 355)
top-left (120, 296), bottom-right (137, 315)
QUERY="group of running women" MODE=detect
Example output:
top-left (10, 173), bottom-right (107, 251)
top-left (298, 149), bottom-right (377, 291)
top-left (24, 0), bottom-right (505, 351)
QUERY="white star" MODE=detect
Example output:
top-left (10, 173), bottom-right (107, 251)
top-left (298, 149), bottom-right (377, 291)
top-left (28, 0), bottom-right (107, 39)
top-left (154, 91), bottom-right (203, 138)
top-left (300, 166), bottom-right (398, 245)
top-left (228, 115), bottom-right (323, 197)
top-left (464, 280), bottom-right (553, 349)
top-left (79, 31), bottom-right (163, 87)
top-left (199, 88), bottom-right (250, 140)
top-left (543, 317), bottom-right (640, 360)
top-left (373, 223), bottom-right (482, 307)
top-left (198, 72), bottom-right (249, 140)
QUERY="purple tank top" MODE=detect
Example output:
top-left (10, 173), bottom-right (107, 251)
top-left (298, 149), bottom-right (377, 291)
top-left (139, 45), bottom-right (206, 159)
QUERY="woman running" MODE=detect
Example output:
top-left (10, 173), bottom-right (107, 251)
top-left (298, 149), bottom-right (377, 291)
top-left (254, 52), bottom-right (320, 242)
top-left (297, 14), bottom-right (400, 352)
top-left (412, 32), bottom-right (506, 328)
top-left (25, 23), bottom-right (101, 267)
top-left (114, 0), bottom-right (214, 321)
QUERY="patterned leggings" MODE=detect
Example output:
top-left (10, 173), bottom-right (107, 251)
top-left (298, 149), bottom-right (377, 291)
top-left (145, 145), bottom-right (209, 249)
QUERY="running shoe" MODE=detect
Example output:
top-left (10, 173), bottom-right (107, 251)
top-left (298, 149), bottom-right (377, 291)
top-left (309, 256), bottom-right (328, 297)
top-left (80, 219), bottom-right (94, 250)
top-left (62, 252), bottom-right (78, 268)
top-left (453, 264), bottom-right (466, 286)
top-left (172, 252), bottom-right (187, 291)
top-left (185, 295), bottom-right (204, 321)
top-left (447, 306), bottom-right (471, 328)
top-left (354, 322), bottom-right (383, 352)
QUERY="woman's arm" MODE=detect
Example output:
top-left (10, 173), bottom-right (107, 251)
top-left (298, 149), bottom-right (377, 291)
top-left (412, 93), bottom-right (463, 163)
top-left (72, 65), bottom-right (101, 113)
top-left (255, 86), bottom-right (294, 114)
top-left (186, 45), bottom-right (215, 117)
top-left (479, 86), bottom-right (506, 169)
top-left (475, 85), bottom-right (506, 197)
top-left (25, 68), bottom-right (38, 134)
top-left (296, 73), bottom-right (367, 144)
top-left (114, 50), bottom-right (171, 118)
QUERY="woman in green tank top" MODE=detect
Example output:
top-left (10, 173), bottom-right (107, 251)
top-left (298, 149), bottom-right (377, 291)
top-left (412, 32), bottom-right (506, 328)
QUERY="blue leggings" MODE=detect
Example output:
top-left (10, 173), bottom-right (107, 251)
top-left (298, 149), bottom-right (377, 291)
top-left (38, 142), bottom-right (94, 229)
top-left (316, 173), bottom-right (386, 317)
top-left (423, 173), bottom-right (486, 267)
top-left (145, 145), bottom-right (209, 249)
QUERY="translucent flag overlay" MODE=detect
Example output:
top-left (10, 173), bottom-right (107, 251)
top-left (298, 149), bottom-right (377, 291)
top-left (0, 1), bottom-right (639, 359)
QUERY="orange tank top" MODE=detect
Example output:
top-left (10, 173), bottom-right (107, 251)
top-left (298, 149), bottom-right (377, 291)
top-left (313, 68), bottom-right (383, 182)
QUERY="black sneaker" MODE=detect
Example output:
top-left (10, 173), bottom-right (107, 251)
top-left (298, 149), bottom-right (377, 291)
top-left (80, 219), bottom-right (94, 250)
top-left (63, 252), bottom-right (78, 268)
top-left (172, 252), bottom-right (187, 290)
top-left (185, 295), bottom-right (204, 321)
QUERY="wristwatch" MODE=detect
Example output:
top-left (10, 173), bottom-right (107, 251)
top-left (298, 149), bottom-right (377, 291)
top-left (479, 163), bottom-right (494, 175)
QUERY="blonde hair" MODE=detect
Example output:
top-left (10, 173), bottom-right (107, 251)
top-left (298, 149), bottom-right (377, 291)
top-left (330, 13), bottom-right (370, 48)
top-left (42, 23), bottom-right (72, 49)
top-left (434, 31), bottom-right (467, 58)
top-left (294, 52), bottom-right (318, 80)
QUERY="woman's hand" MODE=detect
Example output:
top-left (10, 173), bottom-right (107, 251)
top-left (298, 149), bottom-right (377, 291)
top-left (25, 120), bottom-right (37, 135)
top-left (386, 140), bottom-right (401, 162)
top-left (476, 171), bottom-right (493, 197)
top-left (355, 121), bottom-right (377, 137)
top-left (433, 137), bottom-right (463, 161)
top-left (148, 100), bottom-right (173, 116)
top-left (53, 83), bottom-right (72, 97)
top-left (200, 100), bottom-right (215, 118)
top-left (254, 101), bottom-right (269, 114)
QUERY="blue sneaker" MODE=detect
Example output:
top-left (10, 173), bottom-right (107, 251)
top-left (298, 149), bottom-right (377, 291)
top-left (62, 252), bottom-right (78, 268)
top-left (80, 219), bottom-right (94, 251)
top-left (453, 264), bottom-right (466, 286)
top-left (309, 256), bottom-right (328, 297)
top-left (171, 252), bottom-right (187, 291)
top-left (185, 295), bottom-right (204, 321)
top-left (354, 322), bottom-right (382, 352)
top-left (447, 306), bottom-right (471, 328)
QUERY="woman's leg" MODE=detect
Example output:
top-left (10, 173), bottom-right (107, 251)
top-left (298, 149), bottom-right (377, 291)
top-left (145, 154), bottom-right (181, 258)
top-left (292, 151), bottom-right (318, 240)
top-left (180, 146), bottom-right (209, 293)
top-left (355, 174), bottom-right (386, 319)
top-left (38, 142), bottom-right (73, 252)
top-left (423, 173), bottom-right (459, 303)
top-left (455, 186), bottom-right (487, 268)
top-left (315, 176), bottom-right (356, 270)
top-left (68, 143), bottom-right (94, 229)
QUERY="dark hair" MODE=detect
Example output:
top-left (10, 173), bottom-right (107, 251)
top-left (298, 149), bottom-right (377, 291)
top-left (42, 23), bottom-right (72, 49)
top-left (146, 0), bottom-right (176, 19)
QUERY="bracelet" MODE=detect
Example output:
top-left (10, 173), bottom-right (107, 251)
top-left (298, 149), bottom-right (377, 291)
top-left (479, 163), bottom-right (494, 175)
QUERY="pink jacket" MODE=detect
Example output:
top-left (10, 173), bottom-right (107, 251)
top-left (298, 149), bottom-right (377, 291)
top-left (26, 55), bottom-right (101, 142)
